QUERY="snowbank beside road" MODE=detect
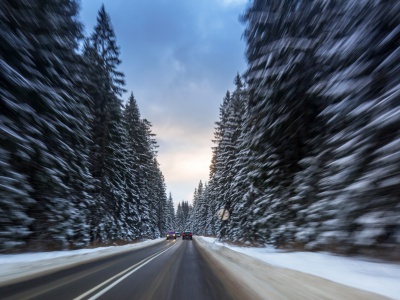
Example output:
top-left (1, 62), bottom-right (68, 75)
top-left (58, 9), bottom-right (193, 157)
top-left (199, 236), bottom-right (400, 300)
top-left (1, 236), bottom-right (398, 299)
top-left (0, 238), bottom-right (164, 285)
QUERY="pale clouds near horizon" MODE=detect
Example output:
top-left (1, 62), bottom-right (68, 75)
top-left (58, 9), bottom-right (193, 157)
top-left (80, 0), bottom-right (247, 207)
top-left (220, 0), bottom-right (248, 6)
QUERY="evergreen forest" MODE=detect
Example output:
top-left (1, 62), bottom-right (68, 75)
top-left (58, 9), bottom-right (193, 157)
top-left (0, 2), bottom-right (175, 252)
top-left (1, 1), bottom-right (400, 259)
top-left (187, 0), bottom-right (400, 258)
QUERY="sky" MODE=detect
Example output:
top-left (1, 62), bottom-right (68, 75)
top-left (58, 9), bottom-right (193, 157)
top-left (79, 0), bottom-right (248, 207)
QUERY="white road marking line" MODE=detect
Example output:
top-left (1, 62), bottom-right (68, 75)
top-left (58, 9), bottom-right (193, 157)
top-left (74, 244), bottom-right (175, 300)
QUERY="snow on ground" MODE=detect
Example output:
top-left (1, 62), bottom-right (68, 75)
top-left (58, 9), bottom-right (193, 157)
top-left (0, 238), bottom-right (164, 284)
top-left (199, 236), bottom-right (400, 300)
top-left (1, 236), bottom-right (399, 299)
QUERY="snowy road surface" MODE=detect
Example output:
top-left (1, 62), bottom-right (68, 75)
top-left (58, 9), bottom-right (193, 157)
top-left (1, 237), bottom-right (398, 299)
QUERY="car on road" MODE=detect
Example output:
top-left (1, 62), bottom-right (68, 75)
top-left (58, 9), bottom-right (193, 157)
top-left (175, 232), bottom-right (181, 237)
top-left (182, 231), bottom-right (193, 240)
top-left (166, 231), bottom-right (176, 240)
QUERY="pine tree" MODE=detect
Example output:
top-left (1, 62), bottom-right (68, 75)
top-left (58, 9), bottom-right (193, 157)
top-left (223, 75), bottom-right (249, 241)
top-left (176, 201), bottom-right (191, 232)
top-left (123, 93), bottom-right (144, 239)
top-left (123, 94), bottom-right (167, 239)
top-left (0, 0), bottom-right (93, 251)
top-left (84, 4), bottom-right (128, 243)
top-left (155, 173), bottom-right (168, 236)
top-left (304, 1), bottom-right (400, 250)
top-left (176, 203), bottom-right (183, 231)
top-left (190, 1), bottom-right (400, 254)
top-left (136, 119), bottom-right (158, 237)
top-left (165, 193), bottom-right (175, 232)
top-left (239, 0), bottom-right (327, 245)
top-left (146, 157), bottom-right (166, 238)
top-left (207, 92), bottom-right (232, 236)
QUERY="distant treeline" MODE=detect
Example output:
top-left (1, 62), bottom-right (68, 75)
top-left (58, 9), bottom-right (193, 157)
top-left (188, 1), bottom-right (400, 257)
top-left (0, 2), bottom-right (175, 252)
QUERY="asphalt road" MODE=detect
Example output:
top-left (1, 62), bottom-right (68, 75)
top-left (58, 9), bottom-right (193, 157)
top-left (0, 238), bottom-right (242, 300)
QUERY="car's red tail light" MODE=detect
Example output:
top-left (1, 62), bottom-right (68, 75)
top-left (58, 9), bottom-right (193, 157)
top-left (189, 233), bottom-right (192, 236)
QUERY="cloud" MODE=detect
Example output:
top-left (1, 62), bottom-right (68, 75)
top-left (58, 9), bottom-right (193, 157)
top-left (154, 121), bottom-right (214, 172)
top-left (154, 121), bottom-right (213, 204)
top-left (80, 0), bottom-right (247, 207)
top-left (159, 149), bottom-right (211, 182)
top-left (219, 0), bottom-right (249, 7)
top-left (158, 148), bottom-right (211, 204)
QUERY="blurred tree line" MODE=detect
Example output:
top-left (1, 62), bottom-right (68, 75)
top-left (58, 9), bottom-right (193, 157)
top-left (175, 200), bottom-right (191, 232)
top-left (0, 1), bottom-right (174, 252)
top-left (189, 0), bottom-right (400, 257)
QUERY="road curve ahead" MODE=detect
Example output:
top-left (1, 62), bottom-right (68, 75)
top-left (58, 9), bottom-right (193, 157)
top-left (0, 238), bottom-right (244, 300)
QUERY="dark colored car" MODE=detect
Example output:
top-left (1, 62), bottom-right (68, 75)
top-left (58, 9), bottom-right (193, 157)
top-left (166, 231), bottom-right (176, 240)
top-left (182, 231), bottom-right (192, 240)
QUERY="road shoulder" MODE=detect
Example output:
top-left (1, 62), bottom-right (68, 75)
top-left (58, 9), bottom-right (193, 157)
top-left (194, 237), bottom-right (389, 300)
top-left (0, 238), bottom-right (165, 286)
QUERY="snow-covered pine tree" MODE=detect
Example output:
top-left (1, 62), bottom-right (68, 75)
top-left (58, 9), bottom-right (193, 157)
top-left (124, 94), bottom-right (167, 239)
top-left (274, 0), bottom-right (344, 248)
top-left (154, 177), bottom-right (168, 237)
top-left (123, 93), bottom-right (145, 239)
top-left (205, 75), bottom-right (247, 240)
top-left (190, 1), bottom-right (400, 255)
top-left (1, 0), bottom-right (93, 251)
top-left (308, 1), bottom-right (400, 251)
top-left (240, 0), bottom-right (325, 245)
top-left (165, 193), bottom-right (175, 232)
top-left (290, 0), bottom-right (359, 249)
top-left (201, 184), bottom-right (217, 235)
top-left (356, 1), bottom-right (400, 251)
top-left (136, 119), bottom-right (160, 237)
top-left (146, 157), bottom-right (167, 238)
top-left (176, 202), bottom-right (183, 231)
top-left (176, 201), bottom-right (191, 232)
top-left (187, 183), bottom-right (204, 233)
top-left (223, 75), bottom-right (249, 241)
top-left (207, 92), bottom-right (232, 237)
top-left (203, 178), bottom-right (218, 236)
top-left (84, 4), bottom-right (129, 243)
top-left (197, 182), bottom-right (210, 235)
